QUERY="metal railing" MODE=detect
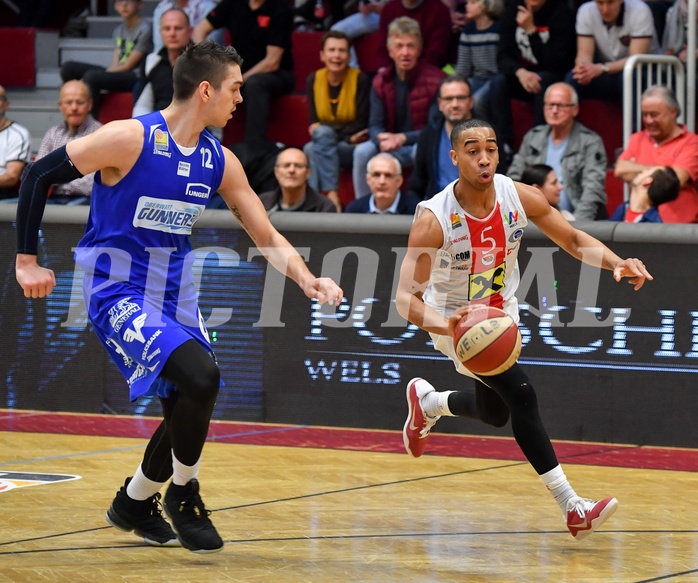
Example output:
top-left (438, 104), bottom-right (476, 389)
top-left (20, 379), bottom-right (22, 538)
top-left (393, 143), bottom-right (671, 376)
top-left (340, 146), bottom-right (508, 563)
top-left (622, 54), bottom-right (686, 143)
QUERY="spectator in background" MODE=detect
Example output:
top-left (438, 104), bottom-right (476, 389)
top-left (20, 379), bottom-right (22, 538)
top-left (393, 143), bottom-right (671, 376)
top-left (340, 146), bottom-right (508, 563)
top-left (455, 0), bottom-right (503, 119)
top-left (566, 0), bottom-right (659, 104)
top-left (353, 17), bottom-right (445, 199)
top-left (194, 0), bottom-right (295, 154)
top-left (375, 0), bottom-right (453, 70)
top-left (346, 152), bottom-right (419, 213)
top-left (507, 82), bottom-right (607, 220)
top-left (407, 75), bottom-right (473, 200)
top-left (0, 86), bottom-right (31, 201)
top-left (133, 8), bottom-right (192, 117)
top-left (662, 0), bottom-right (698, 65)
top-left (330, 0), bottom-right (389, 68)
top-left (151, 0), bottom-right (221, 54)
top-left (304, 31), bottom-right (370, 212)
top-left (615, 85), bottom-right (698, 223)
top-left (259, 148), bottom-right (338, 212)
top-left (610, 165), bottom-right (680, 222)
top-left (520, 163), bottom-right (575, 220)
top-left (487, 0), bottom-right (576, 164)
top-left (36, 80), bottom-right (102, 205)
top-left (60, 0), bottom-right (152, 118)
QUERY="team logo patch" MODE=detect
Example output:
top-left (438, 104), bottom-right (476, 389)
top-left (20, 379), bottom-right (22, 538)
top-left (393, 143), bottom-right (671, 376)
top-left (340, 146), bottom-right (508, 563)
top-left (0, 472), bottom-right (81, 493)
top-left (154, 129), bottom-right (169, 151)
top-left (450, 213), bottom-right (462, 229)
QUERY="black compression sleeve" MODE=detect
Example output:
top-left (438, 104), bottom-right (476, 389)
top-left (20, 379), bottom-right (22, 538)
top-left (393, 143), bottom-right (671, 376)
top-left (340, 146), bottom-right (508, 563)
top-left (16, 145), bottom-right (84, 255)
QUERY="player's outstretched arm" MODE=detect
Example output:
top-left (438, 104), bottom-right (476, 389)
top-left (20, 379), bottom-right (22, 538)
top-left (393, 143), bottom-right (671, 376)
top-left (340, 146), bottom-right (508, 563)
top-left (217, 148), bottom-right (344, 306)
top-left (518, 181), bottom-right (653, 290)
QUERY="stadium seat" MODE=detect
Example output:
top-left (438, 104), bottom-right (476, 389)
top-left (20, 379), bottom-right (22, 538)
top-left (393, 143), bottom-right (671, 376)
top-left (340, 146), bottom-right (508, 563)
top-left (605, 168), bottom-right (625, 218)
top-left (0, 28), bottom-right (35, 87)
top-left (292, 31), bottom-right (324, 93)
top-left (223, 94), bottom-right (309, 148)
top-left (98, 92), bottom-right (134, 124)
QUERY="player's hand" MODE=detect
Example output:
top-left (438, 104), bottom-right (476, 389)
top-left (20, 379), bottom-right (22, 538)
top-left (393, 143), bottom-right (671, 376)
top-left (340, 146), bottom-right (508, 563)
top-left (613, 258), bottom-right (653, 291)
top-left (304, 277), bottom-right (344, 306)
top-left (16, 254), bottom-right (56, 298)
top-left (448, 304), bottom-right (487, 336)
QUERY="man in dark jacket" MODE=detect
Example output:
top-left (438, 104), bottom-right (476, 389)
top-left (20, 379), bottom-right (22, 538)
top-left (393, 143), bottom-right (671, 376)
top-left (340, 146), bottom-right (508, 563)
top-left (407, 75), bottom-right (474, 200)
top-left (486, 0), bottom-right (576, 158)
top-left (259, 148), bottom-right (337, 212)
top-left (352, 16), bottom-right (445, 199)
top-left (346, 153), bottom-right (419, 213)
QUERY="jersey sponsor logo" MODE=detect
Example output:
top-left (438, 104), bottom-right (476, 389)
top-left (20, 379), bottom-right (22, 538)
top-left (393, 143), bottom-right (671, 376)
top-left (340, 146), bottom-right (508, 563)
top-left (106, 337), bottom-right (133, 367)
top-left (177, 161), bottom-right (191, 177)
top-left (108, 297), bottom-right (141, 332)
top-left (451, 250), bottom-right (471, 262)
top-left (468, 260), bottom-right (506, 300)
top-left (0, 472), bottom-right (81, 493)
top-left (449, 234), bottom-right (470, 244)
top-left (504, 210), bottom-right (519, 225)
top-left (509, 228), bottom-right (524, 243)
top-left (123, 312), bottom-right (147, 343)
top-left (133, 196), bottom-right (205, 234)
top-left (127, 362), bottom-right (159, 387)
top-left (450, 213), bottom-right (463, 229)
top-left (142, 329), bottom-right (162, 361)
top-left (185, 183), bottom-right (211, 199)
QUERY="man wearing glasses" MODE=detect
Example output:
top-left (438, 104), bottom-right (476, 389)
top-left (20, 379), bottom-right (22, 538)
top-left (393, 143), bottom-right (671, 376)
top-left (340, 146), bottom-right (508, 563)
top-left (345, 152), bottom-right (419, 213)
top-left (407, 75), bottom-right (474, 201)
top-left (259, 148), bottom-right (338, 212)
top-left (507, 82), bottom-right (608, 220)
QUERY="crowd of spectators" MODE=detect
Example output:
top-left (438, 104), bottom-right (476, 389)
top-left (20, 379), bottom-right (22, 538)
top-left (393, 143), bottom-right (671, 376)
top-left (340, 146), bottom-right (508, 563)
top-left (3, 0), bottom-right (698, 222)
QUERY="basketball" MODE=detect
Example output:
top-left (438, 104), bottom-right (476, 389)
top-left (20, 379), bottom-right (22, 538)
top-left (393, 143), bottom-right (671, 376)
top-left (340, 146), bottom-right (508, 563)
top-left (452, 306), bottom-right (522, 376)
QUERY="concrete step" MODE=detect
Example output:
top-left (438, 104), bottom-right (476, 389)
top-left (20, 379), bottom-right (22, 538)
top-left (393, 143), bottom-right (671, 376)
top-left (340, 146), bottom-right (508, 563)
top-left (86, 15), bottom-right (152, 38)
top-left (59, 37), bottom-right (114, 67)
top-left (4, 89), bottom-right (65, 155)
top-left (36, 68), bottom-right (62, 90)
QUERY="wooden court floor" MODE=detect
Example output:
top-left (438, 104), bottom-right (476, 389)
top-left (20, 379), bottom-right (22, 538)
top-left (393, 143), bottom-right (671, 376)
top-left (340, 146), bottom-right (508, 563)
top-left (1, 411), bottom-right (698, 583)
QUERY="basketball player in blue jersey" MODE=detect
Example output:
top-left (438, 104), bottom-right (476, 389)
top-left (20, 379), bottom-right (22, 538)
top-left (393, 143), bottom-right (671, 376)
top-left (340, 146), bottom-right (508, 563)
top-left (15, 41), bottom-right (343, 553)
top-left (396, 119), bottom-right (652, 541)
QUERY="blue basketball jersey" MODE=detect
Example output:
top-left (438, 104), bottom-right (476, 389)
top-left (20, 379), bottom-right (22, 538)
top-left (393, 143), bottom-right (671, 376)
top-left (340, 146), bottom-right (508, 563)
top-left (74, 111), bottom-right (226, 400)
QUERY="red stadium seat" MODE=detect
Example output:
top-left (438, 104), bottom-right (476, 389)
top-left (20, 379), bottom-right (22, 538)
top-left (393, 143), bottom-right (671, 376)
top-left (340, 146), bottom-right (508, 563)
top-left (98, 92), bottom-right (134, 124)
top-left (354, 31), bottom-right (383, 75)
top-left (0, 28), bottom-right (35, 87)
top-left (605, 168), bottom-right (625, 217)
top-left (223, 94), bottom-right (310, 148)
top-left (291, 31), bottom-right (323, 93)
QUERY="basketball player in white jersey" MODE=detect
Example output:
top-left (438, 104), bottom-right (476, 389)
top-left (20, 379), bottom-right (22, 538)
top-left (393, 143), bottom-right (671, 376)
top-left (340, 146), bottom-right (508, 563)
top-left (396, 118), bottom-right (652, 540)
top-left (15, 41), bottom-right (343, 553)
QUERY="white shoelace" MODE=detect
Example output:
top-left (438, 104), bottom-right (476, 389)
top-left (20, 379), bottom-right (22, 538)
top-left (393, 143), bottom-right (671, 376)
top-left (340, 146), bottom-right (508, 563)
top-left (567, 497), bottom-right (594, 516)
top-left (420, 414), bottom-right (440, 439)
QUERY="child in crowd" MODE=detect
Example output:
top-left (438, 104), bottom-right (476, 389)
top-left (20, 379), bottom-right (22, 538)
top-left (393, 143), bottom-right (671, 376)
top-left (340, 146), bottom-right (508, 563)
top-left (610, 165), bottom-right (680, 223)
top-left (60, 0), bottom-right (152, 117)
top-left (455, 0), bottom-right (503, 119)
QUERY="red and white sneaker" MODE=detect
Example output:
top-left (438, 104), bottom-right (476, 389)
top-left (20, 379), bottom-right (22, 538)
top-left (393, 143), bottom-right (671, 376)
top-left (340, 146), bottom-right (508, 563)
top-left (403, 377), bottom-right (440, 458)
top-left (566, 496), bottom-right (618, 540)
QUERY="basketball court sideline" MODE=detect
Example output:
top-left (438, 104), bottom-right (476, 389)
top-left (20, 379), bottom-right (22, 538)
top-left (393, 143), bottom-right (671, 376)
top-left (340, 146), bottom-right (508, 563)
top-left (1, 409), bottom-right (698, 582)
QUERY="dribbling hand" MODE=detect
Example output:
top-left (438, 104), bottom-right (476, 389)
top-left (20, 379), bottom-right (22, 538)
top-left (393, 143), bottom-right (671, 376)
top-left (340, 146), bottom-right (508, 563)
top-left (613, 258), bottom-right (653, 291)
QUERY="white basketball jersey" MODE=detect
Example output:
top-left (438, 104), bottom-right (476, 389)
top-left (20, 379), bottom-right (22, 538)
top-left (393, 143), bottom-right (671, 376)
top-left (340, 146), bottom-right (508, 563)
top-left (416, 174), bottom-right (528, 322)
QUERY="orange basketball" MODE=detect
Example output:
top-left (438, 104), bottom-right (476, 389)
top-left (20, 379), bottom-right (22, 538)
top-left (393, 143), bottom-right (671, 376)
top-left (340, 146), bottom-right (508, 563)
top-left (452, 306), bottom-right (522, 376)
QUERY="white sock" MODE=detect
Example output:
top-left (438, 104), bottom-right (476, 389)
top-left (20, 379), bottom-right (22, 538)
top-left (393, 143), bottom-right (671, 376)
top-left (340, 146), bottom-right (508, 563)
top-left (126, 465), bottom-right (167, 501)
top-left (422, 389), bottom-right (456, 417)
top-left (172, 451), bottom-right (200, 486)
top-left (540, 465), bottom-right (578, 516)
